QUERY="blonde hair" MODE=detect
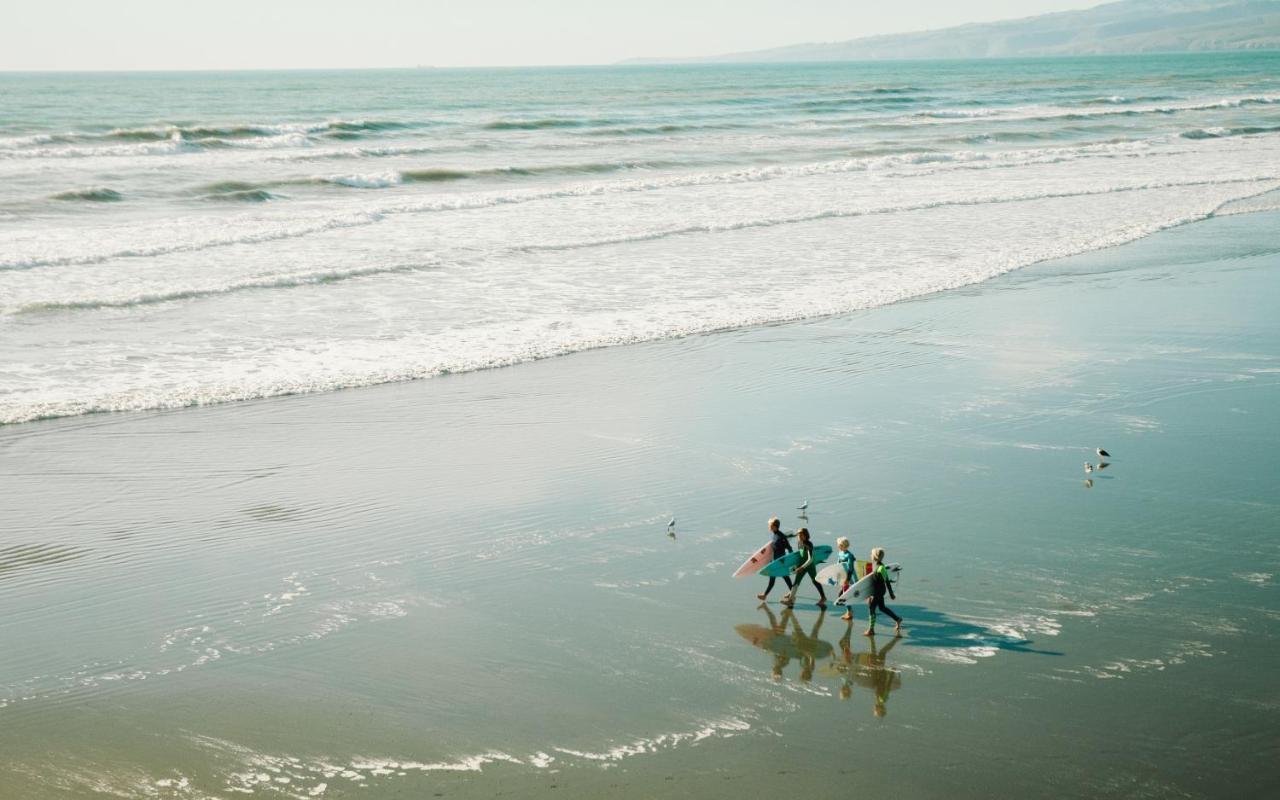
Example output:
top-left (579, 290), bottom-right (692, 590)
top-left (836, 537), bottom-right (850, 548)
top-left (768, 517), bottom-right (780, 530)
top-left (871, 547), bottom-right (886, 562)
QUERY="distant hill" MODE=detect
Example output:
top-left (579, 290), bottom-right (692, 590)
top-left (623, 0), bottom-right (1280, 63)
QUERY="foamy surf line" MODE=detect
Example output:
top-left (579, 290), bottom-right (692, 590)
top-left (5, 175), bottom-right (1276, 316)
top-left (4, 184), bottom-right (1278, 426)
top-left (180, 718), bottom-right (754, 797)
top-left (0, 135), bottom-right (1260, 271)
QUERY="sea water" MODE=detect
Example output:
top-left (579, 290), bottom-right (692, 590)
top-left (2, 53), bottom-right (1280, 424)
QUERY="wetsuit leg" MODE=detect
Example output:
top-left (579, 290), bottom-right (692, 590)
top-left (868, 596), bottom-right (900, 625)
top-left (880, 600), bottom-right (901, 624)
top-left (763, 575), bottom-right (794, 597)
top-left (808, 572), bottom-right (827, 601)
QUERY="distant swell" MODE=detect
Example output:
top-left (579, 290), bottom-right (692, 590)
top-left (915, 95), bottom-right (1280, 124)
top-left (199, 189), bottom-right (279, 203)
top-left (483, 118), bottom-right (618, 131)
top-left (0, 119), bottom-right (417, 159)
top-left (1181, 125), bottom-right (1280, 140)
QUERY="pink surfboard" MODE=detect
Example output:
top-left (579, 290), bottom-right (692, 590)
top-left (732, 541), bottom-right (774, 578)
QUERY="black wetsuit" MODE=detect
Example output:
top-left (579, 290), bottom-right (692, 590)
top-left (866, 563), bottom-right (901, 628)
top-left (762, 530), bottom-right (794, 597)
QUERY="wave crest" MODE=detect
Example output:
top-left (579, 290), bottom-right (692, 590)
top-left (50, 187), bottom-right (124, 202)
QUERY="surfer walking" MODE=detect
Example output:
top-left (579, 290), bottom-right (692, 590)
top-left (782, 528), bottom-right (828, 609)
top-left (757, 517), bottom-right (794, 601)
top-left (864, 547), bottom-right (902, 636)
top-left (836, 536), bottom-right (857, 621)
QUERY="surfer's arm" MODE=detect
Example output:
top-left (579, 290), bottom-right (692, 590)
top-left (881, 566), bottom-right (896, 599)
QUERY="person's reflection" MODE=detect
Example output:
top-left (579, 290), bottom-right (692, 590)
top-left (833, 619), bottom-right (903, 717)
top-left (735, 604), bottom-right (833, 682)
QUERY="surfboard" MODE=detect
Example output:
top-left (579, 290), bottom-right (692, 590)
top-left (734, 623), bottom-right (835, 660)
top-left (816, 559), bottom-right (870, 596)
top-left (759, 545), bottom-right (833, 578)
top-left (835, 563), bottom-right (902, 603)
top-left (732, 541), bottom-right (773, 578)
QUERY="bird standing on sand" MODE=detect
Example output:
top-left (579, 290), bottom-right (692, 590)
top-left (1096, 448), bottom-right (1111, 459)
top-left (1084, 462), bottom-right (1094, 474)
top-left (797, 500), bottom-right (809, 513)
top-left (667, 516), bottom-right (676, 530)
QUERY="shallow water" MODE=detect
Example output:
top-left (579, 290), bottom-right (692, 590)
top-left (2, 54), bottom-right (1280, 423)
top-left (2, 209), bottom-right (1277, 798)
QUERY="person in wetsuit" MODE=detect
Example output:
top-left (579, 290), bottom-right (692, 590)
top-left (757, 517), bottom-right (794, 601)
top-left (836, 536), bottom-right (857, 621)
top-left (864, 547), bottom-right (902, 636)
top-left (782, 527), bottom-right (828, 609)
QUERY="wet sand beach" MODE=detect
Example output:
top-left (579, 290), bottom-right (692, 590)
top-left (2, 209), bottom-right (1278, 798)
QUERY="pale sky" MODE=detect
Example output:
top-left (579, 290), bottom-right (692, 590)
top-left (3, 0), bottom-right (1106, 71)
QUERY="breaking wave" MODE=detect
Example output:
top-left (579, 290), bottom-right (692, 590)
top-left (50, 187), bottom-right (124, 202)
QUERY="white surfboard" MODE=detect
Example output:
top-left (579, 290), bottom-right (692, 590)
top-left (815, 562), bottom-right (849, 595)
top-left (815, 559), bottom-right (872, 603)
top-left (836, 563), bottom-right (903, 604)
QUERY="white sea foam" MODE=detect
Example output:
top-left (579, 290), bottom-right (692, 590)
top-left (184, 717), bottom-right (753, 796)
top-left (319, 172), bottom-right (404, 189)
top-left (0, 134), bottom-right (1264, 272)
top-left (913, 94), bottom-right (1280, 125)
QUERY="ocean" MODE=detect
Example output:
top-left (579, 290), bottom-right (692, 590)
top-left (2, 53), bottom-right (1280, 425)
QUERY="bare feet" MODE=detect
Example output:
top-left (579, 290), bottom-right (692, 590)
top-left (894, 622), bottom-right (903, 636)
top-left (816, 600), bottom-right (827, 609)
top-left (756, 593), bottom-right (767, 601)
top-left (863, 629), bottom-right (874, 637)
top-left (841, 612), bottom-right (852, 621)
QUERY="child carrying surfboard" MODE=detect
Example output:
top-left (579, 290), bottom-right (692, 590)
top-left (756, 517), bottom-right (794, 601)
top-left (836, 537), bottom-right (857, 621)
top-left (864, 547), bottom-right (902, 636)
top-left (782, 528), bottom-right (828, 609)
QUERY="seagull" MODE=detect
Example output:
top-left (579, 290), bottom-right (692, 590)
top-left (1084, 462), bottom-right (1094, 474)
top-left (1096, 448), bottom-right (1111, 459)
top-left (797, 500), bottom-right (809, 512)
top-left (667, 517), bottom-right (676, 530)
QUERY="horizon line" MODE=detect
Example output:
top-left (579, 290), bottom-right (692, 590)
top-left (2, 49), bottom-right (1275, 76)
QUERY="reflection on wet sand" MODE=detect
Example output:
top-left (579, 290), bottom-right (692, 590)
top-left (736, 605), bottom-right (904, 715)
top-left (736, 605), bottom-right (834, 682)
top-left (823, 625), bottom-right (902, 717)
